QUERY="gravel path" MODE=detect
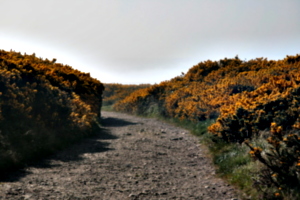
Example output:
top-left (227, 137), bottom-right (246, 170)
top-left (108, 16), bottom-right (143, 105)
top-left (0, 111), bottom-right (240, 200)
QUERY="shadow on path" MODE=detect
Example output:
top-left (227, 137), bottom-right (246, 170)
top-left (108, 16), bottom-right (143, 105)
top-left (0, 126), bottom-right (117, 182)
top-left (101, 117), bottom-right (138, 127)
top-left (0, 116), bottom-right (136, 182)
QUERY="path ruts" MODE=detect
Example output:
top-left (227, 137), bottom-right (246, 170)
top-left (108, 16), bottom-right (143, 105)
top-left (0, 111), bottom-right (240, 200)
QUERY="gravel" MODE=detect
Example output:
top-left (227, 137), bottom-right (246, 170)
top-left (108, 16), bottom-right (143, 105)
top-left (0, 111), bottom-right (240, 200)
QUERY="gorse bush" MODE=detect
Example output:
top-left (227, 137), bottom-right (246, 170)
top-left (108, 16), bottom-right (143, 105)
top-left (245, 124), bottom-right (300, 199)
top-left (115, 55), bottom-right (300, 123)
top-left (103, 83), bottom-right (150, 106)
top-left (209, 73), bottom-right (300, 143)
top-left (0, 50), bottom-right (104, 171)
top-left (113, 54), bottom-right (300, 199)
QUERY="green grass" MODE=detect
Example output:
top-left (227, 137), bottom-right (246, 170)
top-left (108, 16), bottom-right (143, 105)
top-left (160, 117), bottom-right (215, 136)
top-left (208, 138), bottom-right (259, 197)
top-left (101, 105), bottom-right (114, 111)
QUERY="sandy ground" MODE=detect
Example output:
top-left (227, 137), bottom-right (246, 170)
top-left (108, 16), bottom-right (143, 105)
top-left (0, 111), bottom-right (240, 200)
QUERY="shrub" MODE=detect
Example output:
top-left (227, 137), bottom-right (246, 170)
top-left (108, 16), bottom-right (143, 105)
top-left (0, 50), bottom-right (104, 171)
top-left (245, 124), bottom-right (300, 199)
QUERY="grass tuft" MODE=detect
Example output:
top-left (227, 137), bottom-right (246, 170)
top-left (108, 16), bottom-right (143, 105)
top-left (101, 105), bottom-right (114, 111)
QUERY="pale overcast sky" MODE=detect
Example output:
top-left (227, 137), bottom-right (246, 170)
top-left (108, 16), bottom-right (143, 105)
top-left (0, 0), bottom-right (299, 84)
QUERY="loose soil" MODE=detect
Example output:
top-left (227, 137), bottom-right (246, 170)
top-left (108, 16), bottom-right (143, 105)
top-left (0, 111), bottom-right (240, 200)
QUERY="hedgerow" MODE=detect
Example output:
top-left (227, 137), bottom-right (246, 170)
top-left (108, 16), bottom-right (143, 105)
top-left (114, 54), bottom-right (300, 199)
top-left (0, 50), bottom-right (104, 171)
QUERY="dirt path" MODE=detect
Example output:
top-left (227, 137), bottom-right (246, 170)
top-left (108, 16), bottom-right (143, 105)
top-left (0, 111), bottom-right (240, 200)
